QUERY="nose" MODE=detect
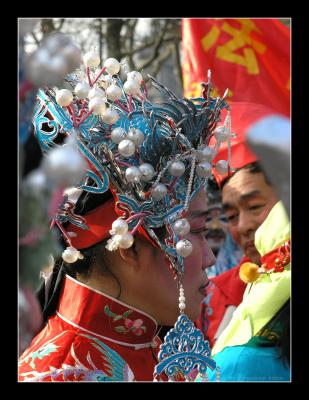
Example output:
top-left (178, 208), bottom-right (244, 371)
top-left (202, 238), bottom-right (216, 270)
top-left (237, 210), bottom-right (257, 237)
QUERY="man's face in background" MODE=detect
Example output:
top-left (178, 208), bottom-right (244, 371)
top-left (205, 203), bottom-right (228, 256)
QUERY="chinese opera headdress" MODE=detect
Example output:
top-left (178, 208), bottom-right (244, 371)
top-left (33, 51), bottom-right (232, 381)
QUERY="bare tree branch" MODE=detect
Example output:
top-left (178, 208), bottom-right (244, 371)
top-left (144, 45), bottom-right (173, 83)
top-left (173, 40), bottom-right (183, 87)
top-left (31, 31), bottom-right (40, 46)
top-left (138, 20), bottom-right (170, 71)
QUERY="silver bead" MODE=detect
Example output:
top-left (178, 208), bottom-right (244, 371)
top-left (176, 239), bottom-right (193, 257)
top-left (74, 82), bottom-right (90, 99)
top-left (151, 183), bottom-right (167, 201)
top-left (117, 232), bottom-right (134, 249)
top-left (214, 126), bottom-right (229, 142)
top-left (104, 58), bottom-right (120, 75)
top-left (89, 97), bottom-right (106, 116)
top-left (111, 219), bottom-right (128, 235)
top-left (196, 162), bottom-right (212, 178)
top-left (125, 166), bottom-right (142, 183)
top-left (111, 127), bottom-right (127, 144)
top-left (139, 163), bottom-right (155, 182)
top-left (88, 87), bottom-right (105, 100)
top-left (197, 146), bottom-right (214, 162)
top-left (173, 218), bottom-right (191, 236)
top-left (215, 160), bottom-right (229, 175)
top-left (168, 161), bottom-right (186, 177)
top-left (118, 139), bottom-right (136, 158)
top-left (56, 89), bottom-right (73, 107)
top-left (127, 71), bottom-right (143, 84)
top-left (101, 108), bottom-right (119, 125)
top-left (106, 84), bottom-right (122, 101)
top-left (127, 128), bottom-right (144, 146)
top-left (123, 80), bottom-right (140, 96)
top-left (83, 51), bottom-right (100, 68)
top-left (62, 247), bottom-right (82, 263)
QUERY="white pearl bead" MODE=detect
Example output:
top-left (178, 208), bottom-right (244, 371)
top-left (123, 80), bottom-right (140, 96)
top-left (106, 84), bottom-right (122, 101)
top-left (74, 82), bottom-right (90, 99)
top-left (168, 161), bottom-right (186, 177)
top-left (151, 183), bottom-right (167, 201)
top-left (173, 218), bottom-right (191, 236)
top-left (111, 127), bottom-right (127, 144)
top-left (62, 247), bottom-right (81, 263)
top-left (101, 108), bottom-right (119, 125)
top-left (117, 232), bottom-right (134, 249)
top-left (83, 51), bottom-right (100, 68)
top-left (179, 296), bottom-right (186, 302)
top-left (56, 89), bottom-right (73, 107)
top-left (127, 71), bottom-right (143, 84)
top-left (127, 128), bottom-right (144, 146)
top-left (89, 97), bottom-right (106, 116)
top-left (214, 126), bottom-right (229, 142)
top-left (139, 163), bottom-right (155, 182)
top-left (176, 239), bottom-right (193, 257)
top-left (196, 162), bottom-right (212, 178)
top-left (88, 87), bottom-right (105, 100)
top-left (125, 166), bottom-right (142, 183)
top-left (118, 139), bottom-right (136, 158)
top-left (111, 219), bottom-right (128, 235)
top-left (197, 146), bottom-right (214, 162)
top-left (215, 160), bottom-right (229, 175)
top-left (104, 58), bottom-right (120, 75)
top-left (179, 303), bottom-right (186, 310)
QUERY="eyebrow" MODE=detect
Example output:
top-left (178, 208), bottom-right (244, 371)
top-left (222, 190), bottom-right (263, 210)
top-left (189, 210), bottom-right (208, 218)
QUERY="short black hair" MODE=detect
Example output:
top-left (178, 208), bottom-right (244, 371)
top-left (220, 161), bottom-right (272, 189)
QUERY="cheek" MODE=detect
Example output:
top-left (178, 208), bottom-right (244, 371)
top-left (228, 223), bottom-right (240, 243)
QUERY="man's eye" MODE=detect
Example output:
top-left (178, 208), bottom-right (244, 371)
top-left (249, 204), bottom-right (264, 211)
top-left (227, 214), bottom-right (238, 222)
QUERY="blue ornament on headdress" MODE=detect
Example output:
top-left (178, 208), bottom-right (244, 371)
top-left (154, 314), bottom-right (217, 381)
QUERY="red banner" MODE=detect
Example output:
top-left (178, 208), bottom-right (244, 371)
top-left (182, 18), bottom-right (290, 117)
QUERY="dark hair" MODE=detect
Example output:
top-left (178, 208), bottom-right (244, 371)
top-left (36, 188), bottom-right (118, 324)
top-left (221, 161), bottom-right (272, 189)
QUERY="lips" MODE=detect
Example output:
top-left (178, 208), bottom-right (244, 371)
top-left (245, 240), bottom-right (255, 251)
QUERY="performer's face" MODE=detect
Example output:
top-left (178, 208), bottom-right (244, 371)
top-left (221, 168), bottom-right (277, 265)
top-left (117, 188), bottom-right (216, 325)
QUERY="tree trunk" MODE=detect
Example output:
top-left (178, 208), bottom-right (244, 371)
top-left (106, 19), bottom-right (124, 60)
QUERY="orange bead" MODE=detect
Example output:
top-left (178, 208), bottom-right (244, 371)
top-left (239, 262), bottom-right (260, 283)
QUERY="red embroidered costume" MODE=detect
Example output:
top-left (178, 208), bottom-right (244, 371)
top-left (18, 275), bottom-right (165, 382)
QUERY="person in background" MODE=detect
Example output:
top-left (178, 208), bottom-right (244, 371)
top-left (205, 178), bottom-right (243, 280)
top-left (196, 102), bottom-right (278, 348)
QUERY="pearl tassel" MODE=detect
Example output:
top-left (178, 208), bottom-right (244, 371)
top-left (179, 283), bottom-right (186, 314)
top-left (184, 154), bottom-right (196, 211)
top-left (226, 110), bottom-right (232, 174)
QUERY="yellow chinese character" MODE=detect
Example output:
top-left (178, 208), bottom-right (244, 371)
top-left (201, 19), bottom-right (267, 75)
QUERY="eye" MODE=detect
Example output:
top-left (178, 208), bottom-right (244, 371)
top-left (249, 204), bottom-right (265, 211)
top-left (226, 213), bottom-right (238, 223)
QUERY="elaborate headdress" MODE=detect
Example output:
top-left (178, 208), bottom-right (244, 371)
top-left (33, 52), bottom-right (232, 381)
